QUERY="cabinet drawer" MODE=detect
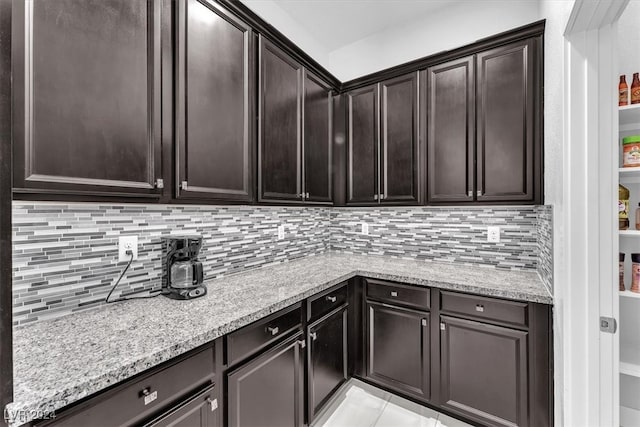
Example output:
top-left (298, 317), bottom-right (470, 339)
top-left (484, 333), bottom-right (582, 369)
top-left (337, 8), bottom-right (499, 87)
top-left (365, 279), bottom-right (430, 310)
top-left (227, 303), bottom-right (302, 366)
top-left (45, 347), bottom-right (215, 427)
top-left (309, 284), bottom-right (348, 321)
top-left (440, 291), bottom-right (528, 328)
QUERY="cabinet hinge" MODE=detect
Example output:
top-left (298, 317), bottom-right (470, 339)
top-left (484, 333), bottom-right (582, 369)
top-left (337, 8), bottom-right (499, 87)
top-left (298, 339), bottom-right (306, 349)
top-left (421, 319), bottom-right (427, 326)
top-left (155, 178), bottom-right (164, 189)
top-left (440, 322), bottom-right (446, 331)
top-left (180, 181), bottom-right (188, 190)
top-left (600, 316), bottom-right (617, 334)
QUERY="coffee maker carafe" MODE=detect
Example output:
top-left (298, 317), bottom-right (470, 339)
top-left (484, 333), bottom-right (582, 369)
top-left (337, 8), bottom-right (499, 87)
top-left (161, 236), bottom-right (206, 300)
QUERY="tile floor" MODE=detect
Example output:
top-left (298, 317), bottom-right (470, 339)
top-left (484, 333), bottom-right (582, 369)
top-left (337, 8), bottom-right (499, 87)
top-left (313, 379), bottom-right (474, 427)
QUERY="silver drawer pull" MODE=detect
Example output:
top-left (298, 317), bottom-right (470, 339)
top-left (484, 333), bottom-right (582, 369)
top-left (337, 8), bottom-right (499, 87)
top-left (140, 387), bottom-right (157, 405)
top-left (267, 326), bottom-right (279, 335)
top-left (475, 304), bottom-right (484, 312)
top-left (326, 295), bottom-right (337, 303)
top-left (207, 397), bottom-right (218, 412)
top-left (390, 291), bottom-right (398, 297)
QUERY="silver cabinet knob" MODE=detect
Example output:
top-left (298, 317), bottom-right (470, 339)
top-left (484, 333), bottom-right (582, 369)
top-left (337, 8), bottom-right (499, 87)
top-left (475, 304), bottom-right (484, 312)
top-left (267, 326), bottom-right (279, 335)
top-left (390, 291), bottom-right (398, 297)
top-left (326, 295), bottom-right (337, 303)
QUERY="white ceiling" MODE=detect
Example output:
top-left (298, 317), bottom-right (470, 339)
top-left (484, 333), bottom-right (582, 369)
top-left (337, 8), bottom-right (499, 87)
top-left (264, 0), bottom-right (454, 50)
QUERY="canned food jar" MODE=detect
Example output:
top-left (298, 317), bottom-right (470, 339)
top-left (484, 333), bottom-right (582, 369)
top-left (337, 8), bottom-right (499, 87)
top-left (623, 135), bottom-right (640, 167)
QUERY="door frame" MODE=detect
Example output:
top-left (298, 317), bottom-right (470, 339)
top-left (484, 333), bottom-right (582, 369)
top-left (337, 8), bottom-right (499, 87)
top-left (561, 1), bottom-right (628, 425)
top-left (0, 0), bottom-right (12, 424)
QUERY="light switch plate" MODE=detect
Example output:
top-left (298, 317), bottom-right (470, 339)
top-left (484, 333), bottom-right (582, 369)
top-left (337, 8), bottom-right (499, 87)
top-left (487, 226), bottom-right (500, 243)
top-left (118, 236), bottom-right (138, 262)
top-left (277, 225), bottom-right (285, 240)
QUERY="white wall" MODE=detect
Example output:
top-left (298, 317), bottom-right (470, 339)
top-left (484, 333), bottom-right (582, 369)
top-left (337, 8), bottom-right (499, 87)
top-left (619, 0), bottom-right (640, 78)
top-left (328, 0), bottom-right (540, 81)
top-left (240, 0), bottom-right (330, 66)
top-left (536, 1), bottom-right (573, 425)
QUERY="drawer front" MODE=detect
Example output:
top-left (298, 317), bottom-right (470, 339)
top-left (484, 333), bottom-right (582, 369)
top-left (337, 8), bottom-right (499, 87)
top-left (47, 347), bottom-right (215, 427)
top-left (227, 304), bottom-right (302, 366)
top-left (440, 291), bottom-right (528, 327)
top-left (365, 279), bottom-right (430, 310)
top-left (309, 284), bottom-right (348, 321)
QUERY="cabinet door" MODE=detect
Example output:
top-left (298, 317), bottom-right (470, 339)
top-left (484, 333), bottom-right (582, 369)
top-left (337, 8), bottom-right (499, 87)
top-left (380, 73), bottom-right (419, 204)
top-left (308, 306), bottom-right (348, 420)
top-left (175, 0), bottom-right (253, 202)
top-left (346, 84), bottom-right (379, 205)
top-left (227, 333), bottom-right (305, 427)
top-left (303, 72), bottom-right (333, 204)
top-left (259, 37), bottom-right (302, 202)
top-left (366, 301), bottom-right (430, 401)
top-left (13, 0), bottom-right (162, 198)
top-left (476, 39), bottom-right (536, 202)
top-left (440, 316), bottom-right (528, 427)
top-left (144, 385), bottom-right (217, 427)
top-left (426, 57), bottom-right (475, 203)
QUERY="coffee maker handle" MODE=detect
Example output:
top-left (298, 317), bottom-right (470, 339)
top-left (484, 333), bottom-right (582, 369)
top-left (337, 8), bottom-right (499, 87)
top-left (193, 262), bottom-right (204, 285)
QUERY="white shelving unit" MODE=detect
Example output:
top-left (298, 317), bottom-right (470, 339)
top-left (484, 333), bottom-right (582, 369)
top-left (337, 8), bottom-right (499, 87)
top-left (618, 101), bottom-right (640, 425)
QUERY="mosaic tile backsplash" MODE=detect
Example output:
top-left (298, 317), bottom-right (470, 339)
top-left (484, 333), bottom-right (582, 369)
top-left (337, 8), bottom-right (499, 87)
top-left (12, 203), bottom-right (553, 325)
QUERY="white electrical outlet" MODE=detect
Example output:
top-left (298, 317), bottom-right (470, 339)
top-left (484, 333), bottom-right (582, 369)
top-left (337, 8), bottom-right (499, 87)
top-left (277, 225), bottom-right (285, 240)
top-left (118, 236), bottom-right (138, 262)
top-left (361, 222), bottom-right (369, 235)
top-left (487, 226), bottom-right (501, 243)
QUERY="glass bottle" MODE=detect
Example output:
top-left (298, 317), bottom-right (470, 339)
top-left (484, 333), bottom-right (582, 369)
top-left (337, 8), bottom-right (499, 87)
top-left (620, 184), bottom-right (630, 229)
top-left (632, 73), bottom-right (640, 104)
top-left (620, 75), bottom-right (629, 106)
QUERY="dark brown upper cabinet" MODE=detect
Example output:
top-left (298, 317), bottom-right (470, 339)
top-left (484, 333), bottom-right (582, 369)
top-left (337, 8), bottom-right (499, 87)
top-left (380, 74), bottom-right (420, 203)
top-left (259, 37), bottom-right (303, 202)
top-left (175, 0), bottom-right (254, 203)
top-left (303, 72), bottom-right (333, 204)
top-left (426, 37), bottom-right (540, 204)
top-left (346, 84), bottom-right (379, 205)
top-left (426, 56), bottom-right (475, 203)
top-left (476, 39), bottom-right (536, 203)
top-left (346, 73), bottom-right (420, 206)
top-left (12, 0), bottom-right (164, 199)
top-left (259, 37), bottom-right (333, 204)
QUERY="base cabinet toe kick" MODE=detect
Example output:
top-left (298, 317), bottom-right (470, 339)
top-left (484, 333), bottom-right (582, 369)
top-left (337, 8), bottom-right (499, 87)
top-left (30, 279), bottom-right (551, 427)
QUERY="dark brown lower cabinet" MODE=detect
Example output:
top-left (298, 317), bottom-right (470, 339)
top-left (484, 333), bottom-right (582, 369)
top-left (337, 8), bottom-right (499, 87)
top-left (227, 332), bottom-right (305, 427)
top-left (366, 301), bottom-right (430, 401)
top-left (440, 315), bottom-right (528, 427)
top-left (307, 305), bottom-right (348, 421)
top-left (143, 384), bottom-right (217, 427)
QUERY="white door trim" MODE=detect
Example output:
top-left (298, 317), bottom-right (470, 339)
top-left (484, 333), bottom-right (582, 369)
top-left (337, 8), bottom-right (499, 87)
top-left (561, 1), bottom-right (628, 425)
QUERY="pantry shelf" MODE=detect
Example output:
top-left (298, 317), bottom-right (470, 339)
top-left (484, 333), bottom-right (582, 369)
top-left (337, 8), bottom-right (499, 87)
top-left (619, 167), bottom-right (640, 183)
top-left (620, 290), bottom-right (640, 299)
top-left (621, 361), bottom-right (640, 378)
top-left (620, 104), bottom-right (640, 130)
top-left (619, 230), bottom-right (640, 237)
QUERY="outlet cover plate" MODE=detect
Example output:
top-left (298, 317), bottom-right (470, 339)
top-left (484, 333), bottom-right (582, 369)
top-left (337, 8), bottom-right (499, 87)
top-left (277, 225), bottom-right (285, 240)
top-left (487, 226), bottom-right (501, 243)
top-left (361, 222), bottom-right (369, 235)
top-left (118, 236), bottom-right (138, 262)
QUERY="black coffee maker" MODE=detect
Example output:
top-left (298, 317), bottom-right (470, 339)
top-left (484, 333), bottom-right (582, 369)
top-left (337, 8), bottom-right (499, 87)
top-left (161, 236), bottom-right (206, 300)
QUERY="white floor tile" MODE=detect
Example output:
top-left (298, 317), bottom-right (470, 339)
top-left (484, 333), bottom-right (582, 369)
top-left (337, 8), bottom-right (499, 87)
top-left (374, 401), bottom-right (438, 427)
top-left (321, 385), bottom-right (387, 427)
top-left (436, 413), bottom-right (474, 427)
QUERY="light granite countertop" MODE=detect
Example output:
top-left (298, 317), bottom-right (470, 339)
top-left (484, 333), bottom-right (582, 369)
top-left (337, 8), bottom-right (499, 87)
top-left (7, 253), bottom-right (552, 426)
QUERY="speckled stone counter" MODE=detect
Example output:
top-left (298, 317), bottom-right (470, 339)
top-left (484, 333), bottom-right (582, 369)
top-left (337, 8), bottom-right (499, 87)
top-left (7, 253), bottom-right (551, 426)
